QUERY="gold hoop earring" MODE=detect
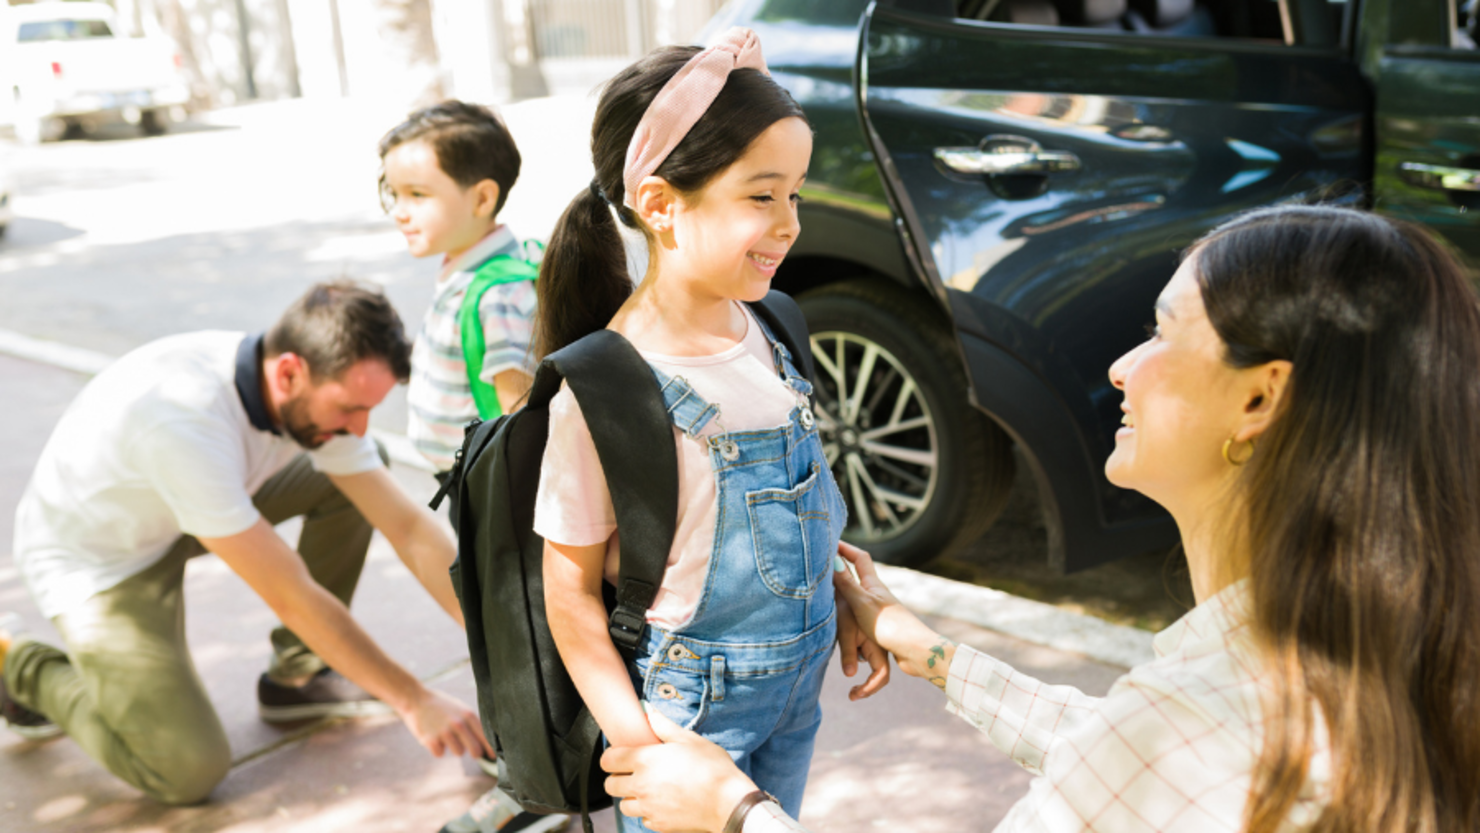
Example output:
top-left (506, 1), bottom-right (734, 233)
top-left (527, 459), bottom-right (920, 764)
top-left (1222, 436), bottom-right (1255, 466)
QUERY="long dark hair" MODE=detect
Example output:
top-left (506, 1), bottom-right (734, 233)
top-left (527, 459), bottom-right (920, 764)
top-left (532, 46), bottom-right (807, 359)
top-left (1193, 206), bottom-right (1480, 832)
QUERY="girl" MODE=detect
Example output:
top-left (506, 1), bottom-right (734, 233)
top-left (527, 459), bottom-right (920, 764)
top-left (534, 29), bottom-right (884, 832)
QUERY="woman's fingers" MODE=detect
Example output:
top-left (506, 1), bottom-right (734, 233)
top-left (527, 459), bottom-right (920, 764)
top-left (601, 745), bottom-right (635, 775)
top-left (602, 725), bottom-right (760, 833)
top-left (837, 540), bottom-right (878, 581)
top-left (645, 704), bottom-right (701, 744)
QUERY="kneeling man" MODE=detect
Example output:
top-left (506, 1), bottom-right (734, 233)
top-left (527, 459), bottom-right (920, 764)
top-left (0, 281), bottom-right (489, 804)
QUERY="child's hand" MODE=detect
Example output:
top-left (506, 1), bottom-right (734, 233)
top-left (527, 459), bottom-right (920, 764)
top-left (835, 557), bottom-right (890, 700)
top-left (833, 541), bottom-right (956, 689)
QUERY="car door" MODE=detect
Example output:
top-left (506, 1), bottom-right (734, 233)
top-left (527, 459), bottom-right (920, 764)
top-left (857, 0), bottom-right (1369, 570)
top-left (1370, 0), bottom-right (1480, 262)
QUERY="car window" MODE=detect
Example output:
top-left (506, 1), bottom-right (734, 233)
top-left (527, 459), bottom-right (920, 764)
top-left (952, 0), bottom-right (1350, 46)
top-left (16, 18), bottom-right (114, 42)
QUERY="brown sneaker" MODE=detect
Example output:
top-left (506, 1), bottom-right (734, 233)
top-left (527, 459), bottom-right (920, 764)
top-left (256, 668), bottom-right (394, 723)
top-left (0, 614), bottom-right (62, 741)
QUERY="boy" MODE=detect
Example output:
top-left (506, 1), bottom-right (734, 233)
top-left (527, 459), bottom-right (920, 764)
top-left (380, 100), bottom-right (539, 474)
top-left (380, 103), bottom-right (566, 833)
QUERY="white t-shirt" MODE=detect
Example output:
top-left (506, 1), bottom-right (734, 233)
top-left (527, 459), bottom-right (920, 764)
top-left (533, 305), bottom-right (806, 630)
top-left (13, 331), bottom-right (383, 619)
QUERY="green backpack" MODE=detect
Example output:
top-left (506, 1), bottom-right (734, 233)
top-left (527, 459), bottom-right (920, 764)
top-left (458, 243), bottom-right (543, 420)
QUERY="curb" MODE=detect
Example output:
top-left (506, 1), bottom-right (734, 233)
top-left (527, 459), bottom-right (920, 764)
top-left (0, 326), bottom-right (1153, 670)
top-left (875, 565), bottom-right (1153, 668)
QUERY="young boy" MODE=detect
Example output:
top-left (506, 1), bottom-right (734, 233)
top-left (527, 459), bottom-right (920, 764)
top-left (379, 102), bottom-right (566, 833)
top-left (380, 100), bottom-right (539, 474)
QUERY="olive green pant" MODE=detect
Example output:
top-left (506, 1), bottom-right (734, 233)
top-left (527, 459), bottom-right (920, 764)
top-left (2, 453), bottom-right (377, 804)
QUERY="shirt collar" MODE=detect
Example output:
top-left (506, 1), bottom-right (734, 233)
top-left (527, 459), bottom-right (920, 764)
top-left (1152, 578), bottom-right (1251, 659)
top-left (438, 225), bottom-right (521, 282)
top-left (234, 333), bottom-right (280, 435)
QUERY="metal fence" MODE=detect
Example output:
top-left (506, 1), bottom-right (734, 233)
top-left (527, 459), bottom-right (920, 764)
top-left (528, 0), bottom-right (729, 59)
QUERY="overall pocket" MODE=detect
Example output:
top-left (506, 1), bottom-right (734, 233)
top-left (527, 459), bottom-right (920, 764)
top-left (746, 462), bottom-right (833, 599)
top-left (641, 661), bottom-right (711, 733)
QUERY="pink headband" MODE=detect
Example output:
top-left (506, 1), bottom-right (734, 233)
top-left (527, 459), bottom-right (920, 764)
top-left (622, 27), bottom-right (769, 210)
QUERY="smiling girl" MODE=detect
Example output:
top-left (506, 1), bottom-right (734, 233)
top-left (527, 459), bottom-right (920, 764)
top-left (534, 30), bottom-right (884, 833)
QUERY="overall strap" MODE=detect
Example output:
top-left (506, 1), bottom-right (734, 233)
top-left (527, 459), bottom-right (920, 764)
top-left (459, 254), bottom-right (540, 420)
top-left (646, 366), bottom-right (722, 438)
top-left (747, 290), bottom-right (815, 383)
top-left (544, 330), bottom-right (678, 655)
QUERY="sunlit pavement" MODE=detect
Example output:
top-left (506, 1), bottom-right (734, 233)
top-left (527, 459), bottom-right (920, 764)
top-left (0, 98), bottom-right (1126, 832)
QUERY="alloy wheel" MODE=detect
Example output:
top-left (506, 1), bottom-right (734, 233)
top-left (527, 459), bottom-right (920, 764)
top-left (810, 331), bottom-right (939, 543)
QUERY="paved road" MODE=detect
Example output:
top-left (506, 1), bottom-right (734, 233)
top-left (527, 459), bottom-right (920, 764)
top-left (0, 100), bottom-right (1130, 832)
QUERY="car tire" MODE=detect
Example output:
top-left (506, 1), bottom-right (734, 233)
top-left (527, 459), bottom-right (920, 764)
top-left (798, 279), bottom-right (1014, 567)
top-left (140, 109), bottom-right (167, 137)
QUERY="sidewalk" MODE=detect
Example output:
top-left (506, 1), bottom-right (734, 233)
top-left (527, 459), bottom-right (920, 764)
top-left (0, 355), bottom-right (1128, 832)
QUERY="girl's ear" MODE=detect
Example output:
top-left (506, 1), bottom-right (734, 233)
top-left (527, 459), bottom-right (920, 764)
top-left (1233, 359), bottom-right (1292, 443)
top-left (633, 175), bottom-right (677, 234)
top-left (473, 180), bottom-right (502, 221)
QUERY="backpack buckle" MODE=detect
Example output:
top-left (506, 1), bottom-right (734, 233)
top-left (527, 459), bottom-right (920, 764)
top-left (608, 607), bottom-right (648, 654)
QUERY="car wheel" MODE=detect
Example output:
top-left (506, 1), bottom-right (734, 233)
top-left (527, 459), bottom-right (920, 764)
top-left (140, 109), bottom-right (167, 137)
top-left (799, 279), bottom-right (1014, 567)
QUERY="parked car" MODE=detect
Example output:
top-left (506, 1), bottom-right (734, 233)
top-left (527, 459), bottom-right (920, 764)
top-left (702, 0), bottom-right (1480, 570)
top-left (0, 1), bottom-right (190, 143)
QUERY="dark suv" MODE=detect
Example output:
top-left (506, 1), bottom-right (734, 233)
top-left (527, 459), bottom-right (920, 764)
top-left (702, 0), bottom-right (1480, 570)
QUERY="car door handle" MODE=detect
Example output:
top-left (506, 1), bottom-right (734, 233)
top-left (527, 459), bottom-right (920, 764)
top-left (934, 137), bottom-right (1081, 176)
top-left (1399, 162), bottom-right (1480, 193)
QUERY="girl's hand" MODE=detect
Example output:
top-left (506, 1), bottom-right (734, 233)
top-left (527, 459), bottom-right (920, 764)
top-left (833, 542), bottom-right (958, 689)
top-left (835, 586), bottom-right (890, 700)
top-left (603, 707), bottom-right (759, 833)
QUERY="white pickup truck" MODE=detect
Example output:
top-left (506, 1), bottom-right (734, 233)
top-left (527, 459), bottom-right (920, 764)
top-left (0, 2), bottom-right (190, 143)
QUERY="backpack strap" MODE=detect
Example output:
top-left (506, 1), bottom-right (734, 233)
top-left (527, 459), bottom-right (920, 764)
top-left (459, 254), bottom-right (540, 420)
top-left (747, 290), bottom-right (815, 382)
top-left (544, 330), bottom-right (678, 655)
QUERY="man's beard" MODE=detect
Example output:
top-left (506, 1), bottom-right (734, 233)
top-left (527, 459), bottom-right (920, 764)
top-left (281, 395), bottom-right (342, 450)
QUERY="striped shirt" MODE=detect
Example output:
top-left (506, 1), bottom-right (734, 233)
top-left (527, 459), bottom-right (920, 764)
top-left (407, 226), bottom-right (536, 471)
top-left (745, 580), bottom-right (1331, 832)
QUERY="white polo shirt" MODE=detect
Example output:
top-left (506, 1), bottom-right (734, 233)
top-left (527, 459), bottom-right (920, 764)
top-left (12, 331), bottom-right (383, 619)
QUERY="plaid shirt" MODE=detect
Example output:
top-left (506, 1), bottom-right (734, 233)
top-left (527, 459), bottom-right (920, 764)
top-left (746, 580), bottom-right (1331, 832)
top-left (406, 226), bottom-right (535, 471)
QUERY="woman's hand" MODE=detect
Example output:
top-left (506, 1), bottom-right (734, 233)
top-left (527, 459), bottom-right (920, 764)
top-left (603, 707), bottom-right (758, 833)
top-left (833, 542), bottom-right (958, 689)
top-left (835, 587), bottom-right (890, 700)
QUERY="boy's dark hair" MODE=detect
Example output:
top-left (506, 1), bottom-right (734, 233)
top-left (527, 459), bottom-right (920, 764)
top-left (378, 100), bottom-right (522, 217)
top-left (264, 281), bottom-right (412, 382)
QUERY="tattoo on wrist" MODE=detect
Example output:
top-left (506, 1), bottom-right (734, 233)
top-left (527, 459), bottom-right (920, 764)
top-left (923, 637), bottom-right (956, 687)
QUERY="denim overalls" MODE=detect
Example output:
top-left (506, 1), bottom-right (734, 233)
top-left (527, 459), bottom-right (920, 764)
top-left (620, 316), bottom-right (847, 831)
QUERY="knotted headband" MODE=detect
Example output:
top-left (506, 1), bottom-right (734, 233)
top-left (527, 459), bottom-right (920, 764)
top-left (622, 27), bottom-right (769, 210)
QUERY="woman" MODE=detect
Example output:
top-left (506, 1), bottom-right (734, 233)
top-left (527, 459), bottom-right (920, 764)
top-left (601, 206), bottom-right (1480, 833)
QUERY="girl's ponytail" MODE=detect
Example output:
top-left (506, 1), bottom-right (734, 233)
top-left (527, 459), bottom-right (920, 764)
top-left (533, 185), bottom-right (630, 360)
